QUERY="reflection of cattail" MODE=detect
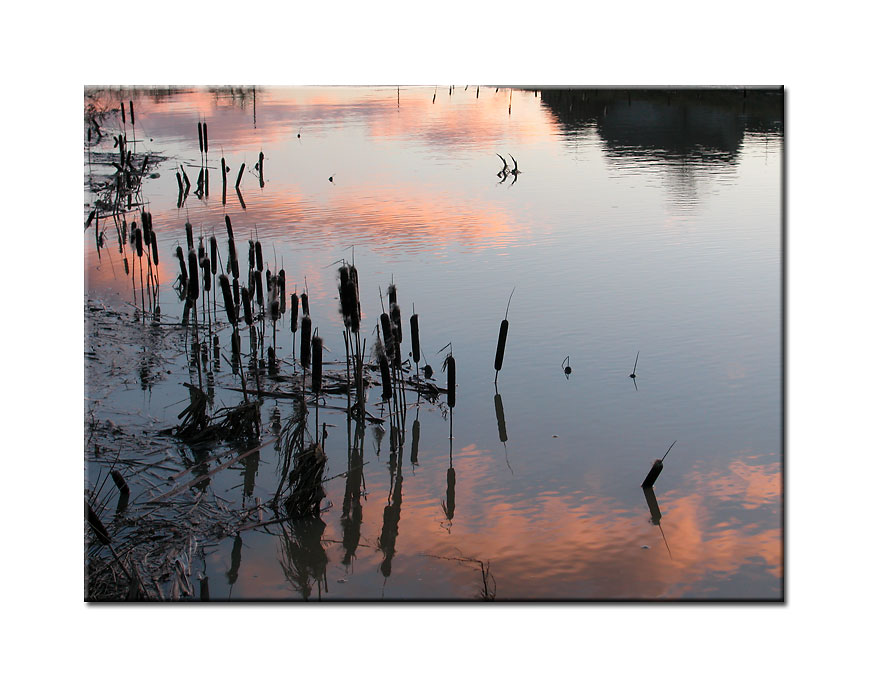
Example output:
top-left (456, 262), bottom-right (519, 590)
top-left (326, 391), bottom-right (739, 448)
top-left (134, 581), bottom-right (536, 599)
top-left (300, 316), bottom-right (312, 368)
top-left (176, 246), bottom-right (188, 285)
top-left (185, 222), bottom-right (194, 252)
top-left (494, 393), bottom-right (508, 442)
top-left (219, 275), bottom-right (237, 327)
top-left (311, 336), bottom-right (323, 394)
top-left (129, 100), bottom-right (134, 128)
top-left (290, 293), bottom-right (299, 332)
top-left (410, 418), bottom-right (420, 465)
top-left (198, 236), bottom-right (205, 266)
top-left (410, 314), bottom-right (420, 365)
top-left (141, 211), bottom-right (151, 245)
top-left (446, 354), bottom-right (456, 408)
top-left (255, 241), bottom-right (263, 272)
top-left (187, 250), bottom-right (199, 301)
top-left (376, 341), bottom-right (392, 400)
top-left (134, 225), bottom-right (143, 258)
top-left (241, 287), bottom-right (253, 326)
top-left (150, 231), bottom-right (159, 265)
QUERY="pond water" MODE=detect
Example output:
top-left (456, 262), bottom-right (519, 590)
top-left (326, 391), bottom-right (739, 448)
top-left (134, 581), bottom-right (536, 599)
top-left (84, 86), bottom-right (783, 600)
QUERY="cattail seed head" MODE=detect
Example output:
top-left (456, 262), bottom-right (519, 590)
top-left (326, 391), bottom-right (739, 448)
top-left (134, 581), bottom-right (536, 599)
top-left (424, 364), bottom-right (433, 379)
top-left (387, 283), bottom-right (397, 307)
top-left (241, 287), bottom-right (253, 326)
top-left (300, 316), bottom-right (312, 368)
top-left (410, 314), bottom-right (420, 364)
top-left (311, 336), bottom-right (323, 394)
top-left (390, 303), bottom-right (403, 344)
top-left (232, 278), bottom-right (240, 307)
top-left (446, 354), bottom-right (456, 408)
top-left (255, 241), bottom-right (263, 272)
top-left (219, 275), bottom-right (237, 327)
top-left (278, 270), bottom-right (286, 313)
top-left (176, 246), bottom-right (188, 285)
top-left (203, 122), bottom-right (208, 154)
top-left (380, 313), bottom-right (394, 359)
top-left (185, 222), bottom-right (194, 252)
top-left (255, 270), bottom-right (264, 307)
top-left (270, 299), bottom-right (280, 322)
top-left (187, 250), bottom-right (199, 301)
top-left (133, 224), bottom-right (143, 258)
top-left (376, 341), bottom-right (392, 400)
top-left (210, 236), bottom-right (218, 275)
top-left (248, 240), bottom-right (255, 272)
top-left (301, 292), bottom-right (309, 317)
top-left (197, 122), bottom-right (203, 153)
top-left (150, 230), bottom-right (159, 265)
top-left (495, 319), bottom-right (509, 373)
top-left (202, 258), bottom-right (211, 292)
top-left (290, 293), bottom-right (299, 332)
top-left (198, 237), bottom-right (205, 265)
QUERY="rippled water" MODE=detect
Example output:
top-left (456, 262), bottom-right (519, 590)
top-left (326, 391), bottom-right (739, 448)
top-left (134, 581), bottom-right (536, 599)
top-left (85, 86), bottom-right (783, 600)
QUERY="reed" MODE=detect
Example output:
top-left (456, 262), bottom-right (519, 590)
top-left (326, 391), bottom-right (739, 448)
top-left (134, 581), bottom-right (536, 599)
top-left (300, 315), bottom-right (312, 368)
top-left (219, 274), bottom-right (237, 327)
top-left (241, 287), bottom-right (253, 326)
top-left (494, 287), bottom-right (515, 383)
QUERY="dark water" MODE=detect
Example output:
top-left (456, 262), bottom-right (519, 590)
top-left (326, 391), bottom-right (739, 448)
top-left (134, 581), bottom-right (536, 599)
top-left (84, 86), bottom-right (783, 599)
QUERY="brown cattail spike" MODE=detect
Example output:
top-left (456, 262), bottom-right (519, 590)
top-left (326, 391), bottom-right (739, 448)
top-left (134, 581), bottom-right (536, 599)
top-left (255, 241), bottom-right (263, 272)
top-left (241, 287), bottom-right (253, 326)
top-left (187, 250), bottom-right (199, 302)
top-left (219, 275), bottom-right (237, 327)
top-left (210, 236), bottom-right (218, 274)
top-left (410, 314), bottom-right (420, 364)
top-left (185, 222), bottom-right (194, 252)
top-left (377, 342), bottom-right (392, 400)
top-left (176, 246), bottom-right (188, 285)
top-left (446, 354), bottom-right (456, 408)
top-left (291, 293), bottom-right (299, 332)
top-left (300, 316), bottom-right (312, 368)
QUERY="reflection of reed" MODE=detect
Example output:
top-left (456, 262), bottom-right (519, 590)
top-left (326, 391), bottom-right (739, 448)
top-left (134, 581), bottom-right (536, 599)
top-left (377, 422), bottom-right (404, 578)
top-left (642, 486), bottom-right (672, 559)
top-left (278, 518), bottom-right (328, 600)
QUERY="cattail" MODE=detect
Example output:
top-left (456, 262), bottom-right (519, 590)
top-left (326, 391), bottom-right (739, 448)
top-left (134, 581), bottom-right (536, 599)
top-left (187, 250), bottom-right (199, 301)
top-left (241, 287), bottom-right (253, 326)
top-left (423, 364), bottom-right (433, 379)
top-left (641, 441), bottom-right (677, 489)
top-left (221, 156), bottom-right (227, 191)
top-left (446, 354), bottom-right (456, 408)
top-left (232, 278), bottom-right (240, 307)
top-left (110, 469), bottom-right (130, 496)
top-left (219, 275), bottom-right (237, 327)
top-left (129, 100), bottom-right (134, 127)
top-left (300, 315), bottom-right (312, 368)
top-left (270, 298), bottom-right (280, 322)
top-left (387, 283), bottom-right (397, 307)
top-left (203, 122), bottom-right (208, 154)
top-left (141, 211), bottom-right (151, 245)
top-left (197, 122), bottom-right (203, 154)
top-left (225, 214), bottom-right (234, 243)
top-left (290, 293), bottom-right (299, 332)
top-left (390, 303), bottom-right (403, 344)
top-left (185, 222), bottom-right (194, 252)
top-left (198, 236), bottom-right (205, 266)
top-left (255, 241), bottom-right (263, 272)
top-left (181, 166), bottom-right (191, 191)
top-left (150, 231), bottom-right (159, 265)
top-left (133, 224), bottom-right (143, 258)
top-left (278, 270), bottom-right (286, 313)
top-left (255, 270), bottom-right (264, 307)
top-left (380, 313), bottom-right (394, 358)
top-left (410, 314), bottom-right (420, 365)
top-left (494, 288), bottom-right (514, 382)
top-left (202, 258), bottom-right (212, 292)
top-left (266, 269), bottom-right (272, 293)
top-left (210, 236), bottom-right (218, 274)
top-left (86, 501), bottom-right (111, 546)
top-left (121, 101), bottom-right (126, 125)
top-left (176, 171), bottom-right (184, 194)
top-left (248, 240), bottom-right (255, 271)
top-left (301, 292), bottom-right (309, 317)
top-left (311, 336), bottom-right (323, 394)
top-left (338, 265), bottom-right (360, 331)
top-left (123, 257), bottom-right (129, 275)
top-left (376, 341), bottom-right (392, 400)
top-left (176, 246), bottom-right (187, 285)
top-left (235, 163), bottom-right (245, 189)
